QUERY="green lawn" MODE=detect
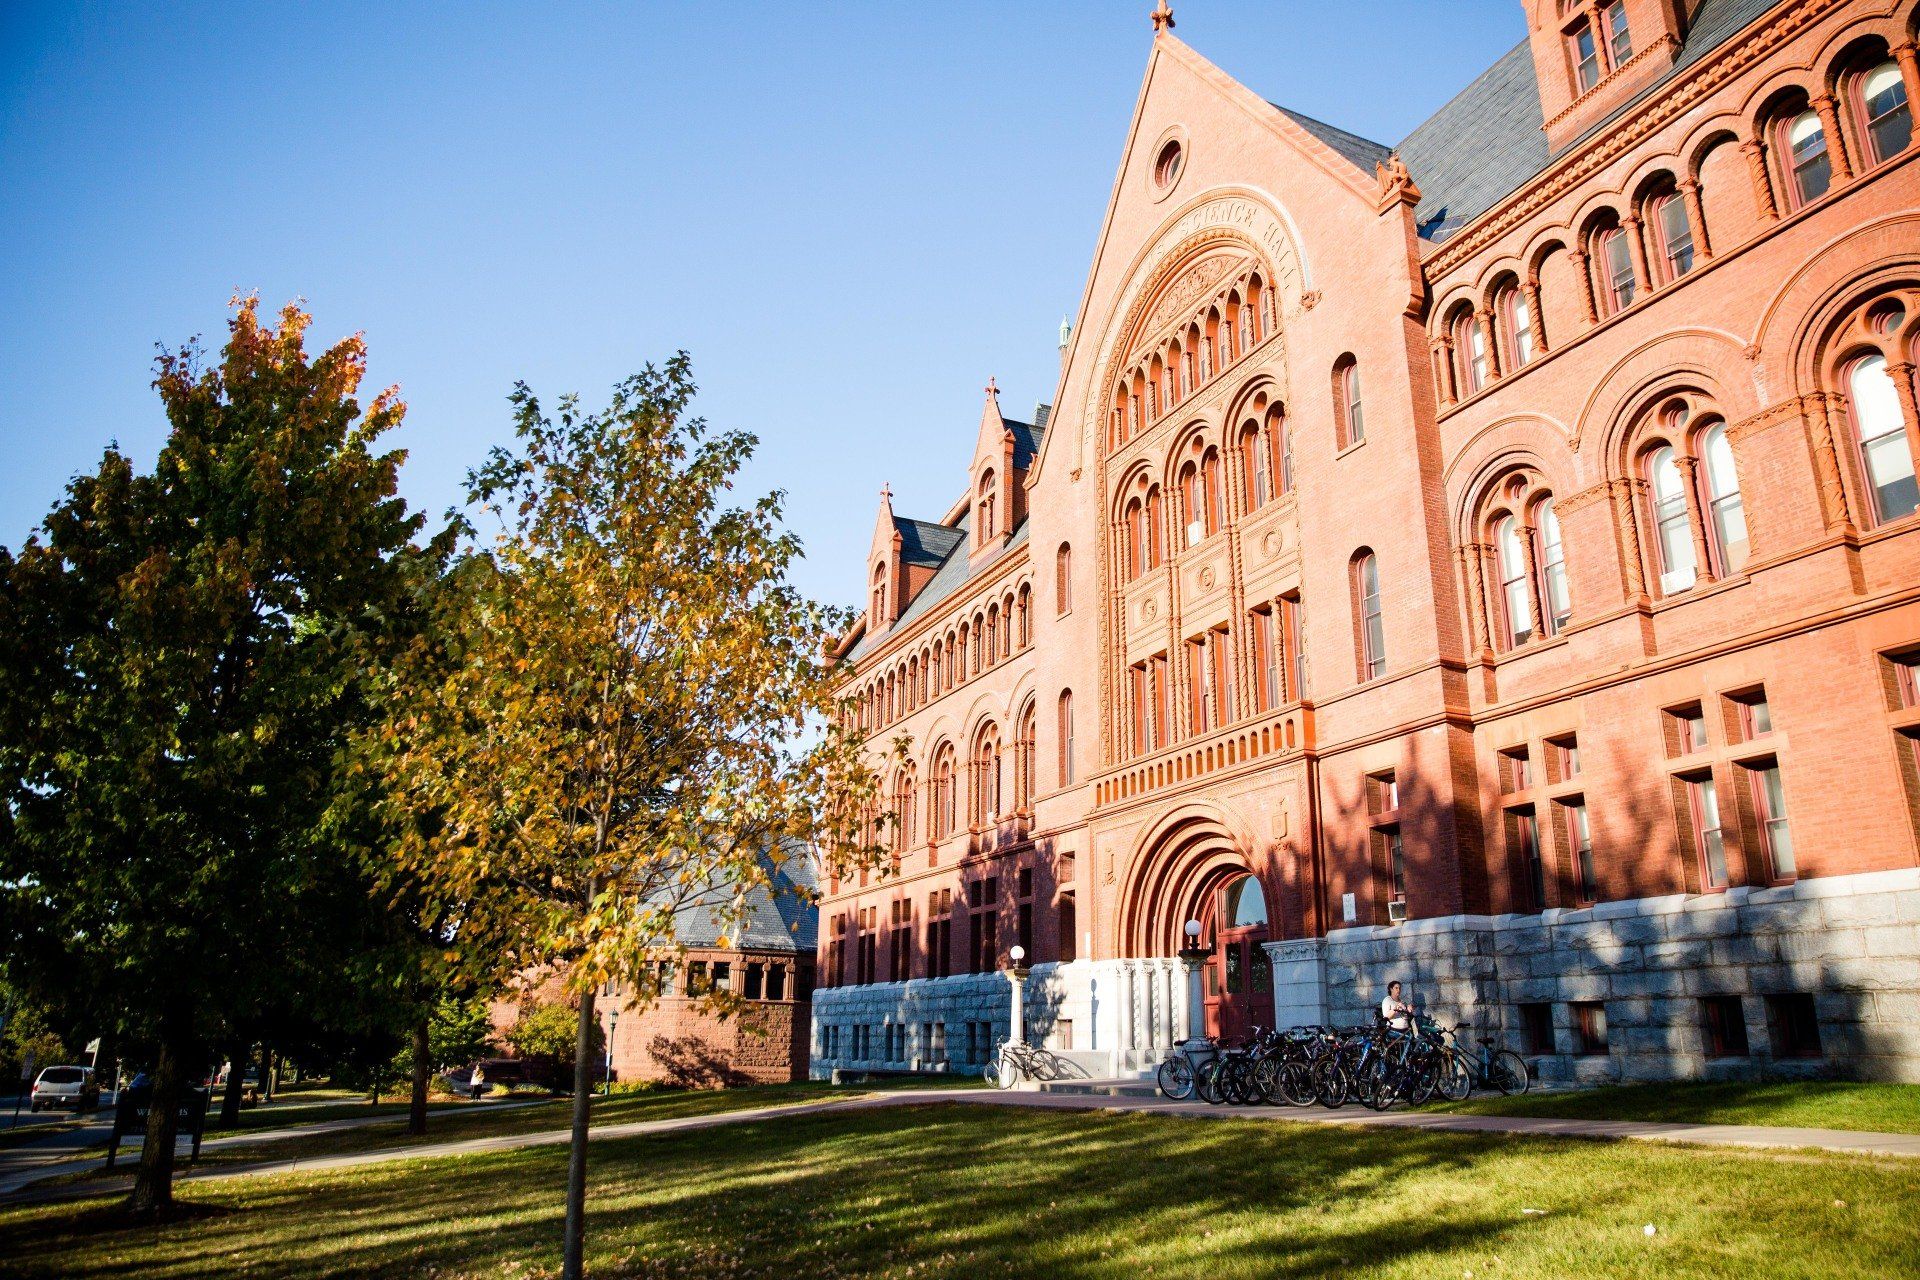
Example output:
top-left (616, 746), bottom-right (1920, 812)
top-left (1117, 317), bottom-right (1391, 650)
top-left (1427, 1080), bottom-right (1920, 1134)
top-left (3, 1101), bottom-right (1917, 1279)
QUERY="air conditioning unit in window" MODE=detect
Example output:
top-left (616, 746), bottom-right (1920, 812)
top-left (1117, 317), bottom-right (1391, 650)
top-left (1388, 898), bottom-right (1408, 923)
top-left (1187, 520), bottom-right (1205, 545)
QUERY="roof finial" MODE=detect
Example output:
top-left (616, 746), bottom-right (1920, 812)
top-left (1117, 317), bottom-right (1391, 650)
top-left (984, 376), bottom-right (999, 397)
top-left (1151, 0), bottom-right (1174, 34)
top-left (880, 482), bottom-right (892, 501)
top-left (1058, 316), bottom-right (1073, 350)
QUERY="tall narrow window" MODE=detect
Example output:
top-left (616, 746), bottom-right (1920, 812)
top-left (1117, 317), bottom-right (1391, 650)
top-left (1699, 423), bottom-right (1748, 574)
top-left (1597, 223), bottom-right (1636, 314)
top-left (1251, 606), bottom-right (1280, 713)
top-left (971, 726), bottom-right (1001, 827)
top-left (1652, 190), bottom-right (1694, 281)
top-left (1515, 810), bottom-right (1545, 910)
top-left (977, 470), bottom-right (997, 544)
top-left (1500, 285), bottom-right (1534, 369)
top-left (1015, 705), bottom-right (1036, 812)
top-left (1567, 800), bottom-right (1597, 902)
top-left (1849, 353), bottom-right (1919, 522)
top-left (1270, 406), bottom-right (1293, 495)
top-left (1856, 62), bottom-right (1913, 165)
top-left (1570, 19), bottom-right (1601, 92)
top-left (1057, 691), bottom-right (1074, 786)
top-left (1145, 488), bottom-right (1165, 568)
top-left (1452, 309), bottom-right (1484, 395)
top-left (1354, 551), bottom-right (1385, 681)
top-left (1782, 109), bottom-right (1831, 207)
top-left (1335, 356), bottom-right (1364, 448)
top-left (1688, 774), bottom-right (1729, 890)
top-left (1239, 423), bottom-right (1269, 509)
top-left (1534, 498), bottom-right (1571, 634)
top-left (1602, 1), bottom-right (1631, 68)
top-left (1648, 446), bottom-right (1698, 594)
top-left (1751, 762), bottom-right (1795, 881)
top-left (1180, 465), bottom-right (1205, 548)
top-left (1201, 450), bottom-right (1224, 538)
top-left (1494, 515), bottom-right (1534, 648)
top-left (1056, 543), bottom-right (1072, 613)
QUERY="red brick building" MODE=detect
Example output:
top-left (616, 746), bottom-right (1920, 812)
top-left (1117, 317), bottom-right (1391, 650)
top-left (816, 0), bottom-right (1920, 1084)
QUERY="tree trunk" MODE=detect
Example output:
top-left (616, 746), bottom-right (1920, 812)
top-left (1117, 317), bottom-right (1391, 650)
top-left (408, 1013), bottom-right (431, 1136)
top-left (127, 1019), bottom-right (188, 1219)
top-left (218, 1037), bottom-right (247, 1127)
top-left (560, 988), bottom-right (597, 1280)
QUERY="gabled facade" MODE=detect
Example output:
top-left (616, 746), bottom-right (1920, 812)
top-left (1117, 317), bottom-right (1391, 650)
top-left (816, 0), bottom-right (1920, 1085)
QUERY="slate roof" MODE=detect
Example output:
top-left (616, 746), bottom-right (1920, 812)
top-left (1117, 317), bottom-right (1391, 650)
top-left (1262, 0), bottom-right (1792, 246)
top-left (1273, 106), bottom-right (1392, 172)
top-left (1007, 417), bottom-right (1045, 470)
top-left (895, 517), bottom-right (965, 568)
top-left (847, 513), bottom-right (1032, 664)
top-left (666, 840), bottom-right (818, 953)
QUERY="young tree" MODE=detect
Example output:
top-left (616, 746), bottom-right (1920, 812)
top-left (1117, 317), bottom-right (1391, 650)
top-left (0, 299), bottom-right (434, 1217)
top-left (371, 356), bottom-right (886, 1279)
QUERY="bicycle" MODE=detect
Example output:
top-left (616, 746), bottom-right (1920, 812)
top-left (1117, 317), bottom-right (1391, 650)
top-left (984, 1039), bottom-right (1056, 1089)
top-left (1442, 1024), bottom-right (1531, 1096)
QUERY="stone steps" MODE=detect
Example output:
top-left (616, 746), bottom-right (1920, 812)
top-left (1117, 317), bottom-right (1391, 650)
top-left (1037, 1076), bottom-right (1162, 1098)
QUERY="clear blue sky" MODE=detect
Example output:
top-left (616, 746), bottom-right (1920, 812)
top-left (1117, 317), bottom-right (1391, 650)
top-left (1, 1), bottom-right (1524, 611)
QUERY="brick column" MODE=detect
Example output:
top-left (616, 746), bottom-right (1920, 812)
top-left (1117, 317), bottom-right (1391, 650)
top-left (1621, 213), bottom-right (1652, 300)
top-left (1740, 138), bottom-right (1779, 220)
top-left (1612, 478), bottom-right (1649, 602)
top-left (1514, 522), bottom-right (1545, 639)
top-left (1433, 336), bottom-right (1457, 406)
top-left (1455, 544), bottom-right (1492, 655)
top-left (1568, 248), bottom-right (1599, 325)
top-left (1801, 393), bottom-right (1856, 532)
top-left (1674, 454), bottom-right (1716, 584)
top-left (1895, 42), bottom-right (1920, 125)
top-left (1523, 275), bottom-right (1548, 354)
top-left (1679, 177), bottom-right (1712, 261)
top-left (1477, 307), bottom-right (1503, 380)
top-left (1811, 92), bottom-right (1854, 183)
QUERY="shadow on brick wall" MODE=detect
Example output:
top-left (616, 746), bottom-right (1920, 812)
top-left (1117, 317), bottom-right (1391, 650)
top-left (647, 1034), bottom-right (752, 1089)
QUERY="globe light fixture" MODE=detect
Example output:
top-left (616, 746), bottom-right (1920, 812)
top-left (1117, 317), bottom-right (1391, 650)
top-left (1185, 919), bottom-right (1202, 941)
top-left (1009, 945), bottom-right (1026, 963)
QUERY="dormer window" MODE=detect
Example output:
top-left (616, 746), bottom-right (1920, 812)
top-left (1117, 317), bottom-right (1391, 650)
top-left (976, 469), bottom-right (997, 545)
top-left (871, 564), bottom-right (888, 624)
top-left (1567, 1), bottom-right (1630, 96)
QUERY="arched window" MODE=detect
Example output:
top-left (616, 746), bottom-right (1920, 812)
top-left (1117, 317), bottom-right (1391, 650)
top-left (1497, 283), bottom-right (1534, 370)
top-left (1451, 307), bottom-right (1485, 395)
top-left (1778, 108), bottom-right (1832, 208)
top-left (1056, 543), bottom-right (1072, 613)
top-left (1237, 420), bottom-right (1270, 510)
top-left (1352, 550), bottom-right (1385, 680)
top-left (1202, 449), bottom-right (1224, 537)
top-left (931, 744), bottom-right (957, 841)
top-left (1853, 61), bottom-right (1913, 166)
top-left (870, 564), bottom-right (887, 624)
top-left (1057, 690), bottom-right (1075, 786)
top-left (930, 643), bottom-right (943, 694)
top-left (1144, 486), bottom-right (1166, 568)
top-left (1646, 181), bottom-right (1695, 282)
top-left (1334, 356), bottom-right (1364, 448)
top-left (1494, 514), bottom-right (1534, 647)
top-left (1698, 422), bottom-right (1748, 574)
top-left (970, 723), bottom-right (1002, 827)
top-left (1226, 875), bottom-right (1268, 928)
top-left (1848, 352), bottom-right (1919, 523)
top-left (1123, 501), bottom-right (1145, 581)
top-left (1646, 444), bottom-right (1697, 595)
top-left (1017, 584), bottom-right (1032, 647)
top-left (1592, 217), bottom-right (1636, 315)
top-left (976, 470), bottom-right (997, 544)
top-left (892, 767), bottom-right (917, 852)
top-left (1269, 404), bottom-right (1292, 495)
top-left (1015, 703), bottom-right (1037, 811)
top-left (1533, 497), bottom-right (1572, 634)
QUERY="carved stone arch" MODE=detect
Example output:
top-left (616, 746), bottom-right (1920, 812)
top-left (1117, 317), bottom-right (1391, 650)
top-left (1222, 372), bottom-right (1284, 428)
top-left (1478, 259), bottom-right (1527, 309)
top-left (1626, 156), bottom-right (1686, 206)
top-left (1074, 188), bottom-right (1309, 473)
top-left (1524, 232), bottom-right (1570, 280)
top-left (1113, 800), bottom-right (1262, 958)
top-left (1757, 214), bottom-right (1920, 390)
top-left (1571, 193), bottom-right (1628, 244)
top-left (1682, 120), bottom-right (1746, 178)
top-left (1572, 328), bottom-right (1759, 467)
top-left (1432, 284), bottom-right (1482, 333)
top-left (1164, 418), bottom-right (1216, 489)
top-left (957, 689), bottom-right (1009, 748)
top-left (1747, 76), bottom-right (1821, 127)
top-left (1445, 418), bottom-right (1578, 545)
top-left (1816, 23), bottom-right (1906, 95)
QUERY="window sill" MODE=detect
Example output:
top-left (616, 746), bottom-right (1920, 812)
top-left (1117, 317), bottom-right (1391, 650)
top-left (1335, 438), bottom-right (1368, 461)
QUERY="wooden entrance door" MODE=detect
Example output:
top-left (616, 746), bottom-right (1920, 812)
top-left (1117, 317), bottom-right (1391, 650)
top-left (1202, 875), bottom-right (1271, 1042)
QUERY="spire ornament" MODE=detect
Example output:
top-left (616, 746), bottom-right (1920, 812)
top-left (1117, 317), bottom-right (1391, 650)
top-left (1151, 1), bottom-right (1175, 33)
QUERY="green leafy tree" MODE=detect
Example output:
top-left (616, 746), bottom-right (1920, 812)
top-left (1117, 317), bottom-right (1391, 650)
top-left (0, 298), bottom-right (436, 1217)
top-left (369, 355), bottom-right (889, 1278)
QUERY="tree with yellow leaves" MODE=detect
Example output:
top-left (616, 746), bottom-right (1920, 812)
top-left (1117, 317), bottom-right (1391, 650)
top-left (369, 355), bottom-right (888, 1280)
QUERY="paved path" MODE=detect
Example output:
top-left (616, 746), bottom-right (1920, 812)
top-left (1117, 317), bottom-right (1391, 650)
top-left (6, 1087), bottom-right (1917, 1208)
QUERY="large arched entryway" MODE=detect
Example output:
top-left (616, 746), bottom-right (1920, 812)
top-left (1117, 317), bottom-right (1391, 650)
top-left (1201, 874), bottom-right (1270, 1041)
top-left (1112, 805), bottom-right (1277, 1055)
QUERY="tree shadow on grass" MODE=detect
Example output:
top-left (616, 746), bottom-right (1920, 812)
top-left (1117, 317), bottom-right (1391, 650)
top-left (2, 1102), bottom-right (1915, 1279)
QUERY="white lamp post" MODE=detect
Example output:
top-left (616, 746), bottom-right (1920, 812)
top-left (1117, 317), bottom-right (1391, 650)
top-left (1177, 919), bottom-right (1209, 1046)
top-left (1006, 945), bottom-right (1030, 1049)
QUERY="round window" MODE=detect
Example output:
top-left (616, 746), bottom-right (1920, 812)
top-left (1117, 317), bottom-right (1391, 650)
top-left (1154, 138), bottom-right (1184, 190)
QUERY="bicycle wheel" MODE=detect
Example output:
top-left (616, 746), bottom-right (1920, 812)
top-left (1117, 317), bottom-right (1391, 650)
top-left (981, 1057), bottom-right (1000, 1088)
top-left (1251, 1055), bottom-right (1282, 1105)
top-left (1436, 1048), bottom-right (1473, 1102)
top-left (1197, 1059), bottom-right (1224, 1105)
top-left (1278, 1060), bottom-right (1316, 1108)
top-left (1311, 1057), bottom-right (1348, 1108)
top-left (1157, 1055), bottom-right (1194, 1101)
top-left (1490, 1050), bottom-right (1531, 1095)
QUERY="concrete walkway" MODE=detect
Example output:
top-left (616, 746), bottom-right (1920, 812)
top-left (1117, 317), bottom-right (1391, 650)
top-left (6, 1086), bottom-right (1917, 1208)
